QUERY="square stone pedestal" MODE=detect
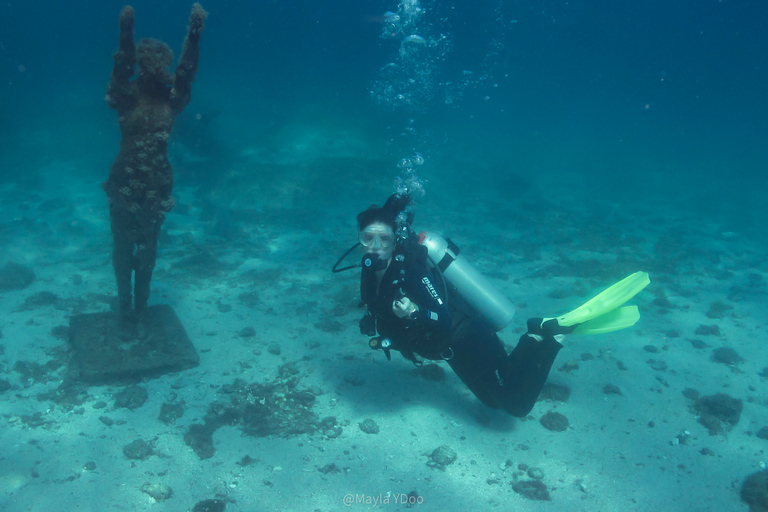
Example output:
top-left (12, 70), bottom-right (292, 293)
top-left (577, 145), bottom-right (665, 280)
top-left (69, 304), bottom-right (199, 385)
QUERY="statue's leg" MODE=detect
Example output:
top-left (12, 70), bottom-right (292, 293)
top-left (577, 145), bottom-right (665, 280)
top-left (110, 213), bottom-right (134, 315)
top-left (134, 219), bottom-right (161, 314)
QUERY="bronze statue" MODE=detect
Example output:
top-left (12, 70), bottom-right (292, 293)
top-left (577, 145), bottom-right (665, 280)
top-left (103, 4), bottom-right (207, 319)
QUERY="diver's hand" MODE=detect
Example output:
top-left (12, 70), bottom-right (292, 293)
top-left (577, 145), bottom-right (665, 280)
top-left (393, 297), bottom-right (419, 319)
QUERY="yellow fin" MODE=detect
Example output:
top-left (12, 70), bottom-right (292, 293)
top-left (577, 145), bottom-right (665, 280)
top-left (571, 306), bottom-right (640, 335)
top-left (552, 271), bottom-right (650, 328)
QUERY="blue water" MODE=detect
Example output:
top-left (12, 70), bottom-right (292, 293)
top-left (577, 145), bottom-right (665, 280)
top-left (3, 1), bottom-right (766, 214)
top-left (2, 1), bottom-right (768, 510)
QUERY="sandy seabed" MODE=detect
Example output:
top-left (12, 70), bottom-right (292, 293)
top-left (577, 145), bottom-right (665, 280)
top-left (0, 156), bottom-right (766, 512)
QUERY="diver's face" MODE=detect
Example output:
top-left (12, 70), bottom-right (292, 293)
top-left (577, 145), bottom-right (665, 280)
top-left (359, 222), bottom-right (395, 262)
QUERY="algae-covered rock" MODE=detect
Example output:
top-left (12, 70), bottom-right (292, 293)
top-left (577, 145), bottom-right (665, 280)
top-left (184, 374), bottom-right (328, 459)
top-left (192, 499), bottom-right (226, 512)
top-left (0, 263), bottom-right (35, 291)
top-left (359, 418), bottom-right (380, 434)
top-left (540, 411), bottom-right (569, 432)
top-left (158, 402), bottom-right (184, 424)
top-left (742, 469), bottom-right (768, 512)
top-left (694, 393), bottom-right (742, 434)
top-left (141, 482), bottom-right (172, 502)
top-left (512, 479), bottom-right (551, 501)
top-left (123, 439), bottom-right (154, 460)
top-left (427, 445), bottom-right (457, 470)
top-left (114, 385), bottom-right (149, 410)
top-left (710, 347), bottom-right (744, 366)
top-left (14, 291), bottom-right (60, 312)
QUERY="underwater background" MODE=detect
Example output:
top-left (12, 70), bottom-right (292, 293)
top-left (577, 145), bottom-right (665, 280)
top-left (2, 1), bottom-right (768, 511)
top-left (3, 0), bottom-right (766, 223)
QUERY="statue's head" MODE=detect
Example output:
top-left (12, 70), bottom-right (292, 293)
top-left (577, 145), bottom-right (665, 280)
top-left (136, 38), bottom-right (174, 87)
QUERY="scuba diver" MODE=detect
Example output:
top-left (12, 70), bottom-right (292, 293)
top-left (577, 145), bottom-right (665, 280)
top-left (333, 193), bottom-right (650, 417)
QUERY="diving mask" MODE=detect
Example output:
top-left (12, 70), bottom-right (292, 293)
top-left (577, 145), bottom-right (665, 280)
top-left (359, 225), bottom-right (394, 249)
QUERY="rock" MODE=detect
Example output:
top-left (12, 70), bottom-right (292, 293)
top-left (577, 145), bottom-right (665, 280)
top-left (694, 393), bottom-right (743, 434)
top-left (359, 418), bottom-right (380, 434)
top-left (741, 469), bottom-right (768, 512)
top-left (184, 424), bottom-right (216, 460)
top-left (267, 342), bottom-right (281, 355)
top-left (682, 388), bottom-right (700, 401)
top-left (427, 445), bottom-right (457, 470)
top-left (238, 327), bottom-right (255, 338)
top-left (123, 439), bottom-right (154, 460)
top-left (318, 463), bottom-right (341, 474)
top-left (237, 455), bottom-right (258, 467)
top-left (540, 411), bottom-right (569, 432)
top-left (141, 483), bottom-right (172, 502)
top-left (114, 385), bottom-right (149, 409)
top-left (14, 291), bottom-right (60, 312)
top-left (159, 402), bottom-right (185, 424)
top-left (512, 479), bottom-right (551, 501)
top-left (0, 263), bottom-right (35, 291)
top-left (314, 317), bottom-right (346, 333)
top-left (185, 376), bottom-right (326, 459)
top-left (192, 499), bottom-right (226, 512)
top-left (710, 347), bottom-right (744, 366)
top-left (706, 301), bottom-right (733, 319)
top-left (695, 324), bottom-right (720, 336)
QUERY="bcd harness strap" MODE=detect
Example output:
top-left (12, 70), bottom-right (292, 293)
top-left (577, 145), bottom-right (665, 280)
top-left (437, 238), bottom-right (460, 273)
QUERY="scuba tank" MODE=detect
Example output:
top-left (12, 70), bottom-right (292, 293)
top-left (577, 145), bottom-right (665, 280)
top-left (418, 231), bottom-right (516, 332)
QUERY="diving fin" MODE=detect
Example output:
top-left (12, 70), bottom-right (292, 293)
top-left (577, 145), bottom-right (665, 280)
top-left (571, 306), bottom-right (640, 335)
top-left (544, 271), bottom-right (650, 335)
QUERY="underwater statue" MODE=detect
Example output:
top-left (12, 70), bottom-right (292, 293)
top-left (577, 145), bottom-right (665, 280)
top-left (103, 3), bottom-right (207, 319)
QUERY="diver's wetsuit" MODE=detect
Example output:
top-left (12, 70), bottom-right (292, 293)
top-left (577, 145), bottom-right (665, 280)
top-left (361, 236), bottom-right (562, 417)
top-left (361, 240), bottom-right (453, 361)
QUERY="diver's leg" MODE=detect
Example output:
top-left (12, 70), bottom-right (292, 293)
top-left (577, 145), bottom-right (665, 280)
top-left (499, 327), bottom-right (563, 417)
top-left (447, 319), bottom-right (510, 410)
top-left (447, 318), bottom-right (563, 417)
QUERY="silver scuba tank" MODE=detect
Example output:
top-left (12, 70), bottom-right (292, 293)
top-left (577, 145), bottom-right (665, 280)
top-left (418, 231), bottom-right (516, 332)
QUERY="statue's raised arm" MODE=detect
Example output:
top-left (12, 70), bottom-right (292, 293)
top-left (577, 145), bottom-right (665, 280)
top-left (171, 3), bottom-right (208, 112)
top-left (106, 6), bottom-right (137, 110)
